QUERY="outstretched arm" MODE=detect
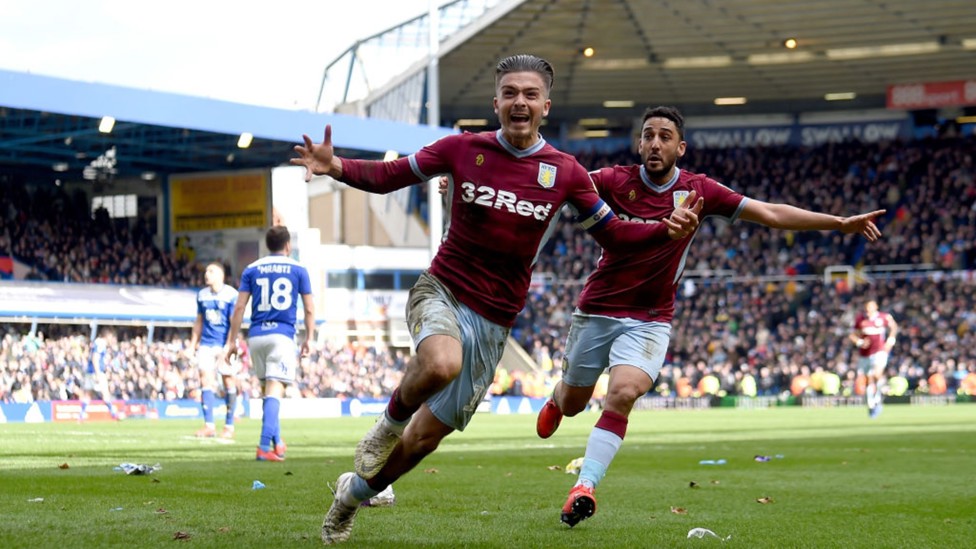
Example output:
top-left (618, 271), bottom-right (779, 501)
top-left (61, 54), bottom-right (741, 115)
top-left (291, 124), bottom-right (420, 194)
top-left (740, 199), bottom-right (885, 241)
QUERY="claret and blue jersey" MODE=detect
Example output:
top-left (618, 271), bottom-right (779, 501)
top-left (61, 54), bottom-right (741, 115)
top-left (239, 254), bottom-right (312, 339)
top-left (578, 165), bottom-right (747, 323)
top-left (340, 130), bottom-right (642, 328)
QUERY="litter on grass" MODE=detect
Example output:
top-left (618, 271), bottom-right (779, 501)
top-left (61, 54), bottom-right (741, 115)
top-left (698, 459), bottom-right (727, 465)
top-left (688, 527), bottom-right (731, 541)
top-left (565, 457), bottom-right (584, 474)
top-left (116, 463), bottom-right (161, 475)
top-left (252, 480), bottom-right (266, 490)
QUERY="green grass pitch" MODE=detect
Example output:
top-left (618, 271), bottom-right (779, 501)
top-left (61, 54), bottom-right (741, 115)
top-left (1, 405), bottom-right (973, 548)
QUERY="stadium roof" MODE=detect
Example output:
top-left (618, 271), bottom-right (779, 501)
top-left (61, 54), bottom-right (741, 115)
top-left (4, 0), bottom-right (975, 186)
top-left (0, 69), bottom-right (454, 185)
top-left (328, 0), bottom-right (976, 128)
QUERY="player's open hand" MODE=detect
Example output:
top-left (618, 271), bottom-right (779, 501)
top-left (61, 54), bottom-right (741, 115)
top-left (663, 190), bottom-right (703, 239)
top-left (840, 209), bottom-right (886, 241)
top-left (291, 125), bottom-right (337, 182)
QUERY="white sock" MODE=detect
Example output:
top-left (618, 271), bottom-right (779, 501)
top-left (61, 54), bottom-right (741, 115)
top-left (578, 428), bottom-right (622, 489)
top-left (347, 475), bottom-right (378, 504)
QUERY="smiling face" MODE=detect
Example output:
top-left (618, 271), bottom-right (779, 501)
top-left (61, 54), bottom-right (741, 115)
top-left (493, 71), bottom-right (551, 150)
top-left (639, 116), bottom-right (686, 183)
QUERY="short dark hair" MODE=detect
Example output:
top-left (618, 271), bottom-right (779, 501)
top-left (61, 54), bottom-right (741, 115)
top-left (495, 54), bottom-right (555, 93)
top-left (642, 106), bottom-right (685, 140)
top-left (266, 225), bottom-right (290, 253)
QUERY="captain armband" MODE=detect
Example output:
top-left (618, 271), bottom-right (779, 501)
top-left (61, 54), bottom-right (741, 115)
top-left (576, 202), bottom-right (613, 231)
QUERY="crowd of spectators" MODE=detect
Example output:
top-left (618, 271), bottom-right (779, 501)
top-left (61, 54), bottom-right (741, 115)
top-left (2, 134), bottom-right (975, 405)
top-left (511, 134), bottom-right (976, 400)
top-left (1, 184), bottom-right (198, 286)
top-left (3, 269), bottom-right (975, 405)
top-left (512, 274), bottom-right (976, 400)
top-left (575, 135), bottom-right (976, 275)
top-left (0, 325), bottom-right (408, 404)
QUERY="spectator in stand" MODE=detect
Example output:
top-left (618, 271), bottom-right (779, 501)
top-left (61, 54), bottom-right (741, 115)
top-left (927, 362), bottom-right (948, 395)
top-left (960, 364), bottom-right (976, 396)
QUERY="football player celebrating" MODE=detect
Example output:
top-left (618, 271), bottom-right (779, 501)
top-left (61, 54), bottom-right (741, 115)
top-left (537, 105), bottom-right (887, 527)
top-left (293, 55), bottom-right (702, 544)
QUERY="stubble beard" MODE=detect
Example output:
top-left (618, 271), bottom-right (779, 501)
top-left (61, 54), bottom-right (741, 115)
top-left (644, 157), bottom-right (676, 180)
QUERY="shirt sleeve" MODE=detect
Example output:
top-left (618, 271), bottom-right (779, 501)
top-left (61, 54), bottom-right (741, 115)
top-left (224, 291), bottom-right (237, 317)
top-left (339, 157), bottom-right (422, 194)
top-left (340, 135), bottom-right (455, 193)
top-left (299, 267), bottom-right (312, 295)
top-left (703, 177), bottom-right (747, 221)
top-left (571, 165), bottom-right (670, 249)
top-left (588, 167), bottom-right (611, 196)
top-left (239, 270), bottom-right (252, 294)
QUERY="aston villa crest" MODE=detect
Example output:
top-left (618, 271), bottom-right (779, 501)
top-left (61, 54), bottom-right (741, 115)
top-left (673, 190), bottom-right (690, 208)
top-left (538, 163), bottom-right (557, 188)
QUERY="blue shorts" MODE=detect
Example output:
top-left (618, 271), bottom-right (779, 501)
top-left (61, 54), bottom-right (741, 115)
top-left (407, 272), bottom-right (509, 431)
top-left (563, 309), bottom-right (671, 388)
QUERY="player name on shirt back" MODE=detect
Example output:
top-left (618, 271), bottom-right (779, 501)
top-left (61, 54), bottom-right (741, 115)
top-left (256, 264), bottom-right (292, 274)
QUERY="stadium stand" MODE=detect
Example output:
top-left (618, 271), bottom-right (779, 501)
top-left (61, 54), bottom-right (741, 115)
top-left (4, 133), bottom-right (975, 404)
top-left (0, 325), bottom-right (407, 403)
top-left (3, 0), bottom-right (976, 413)
top-left (1, 183), bottom-right (197, 286)
top-left (515, 134), bottom-right (976, 400)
